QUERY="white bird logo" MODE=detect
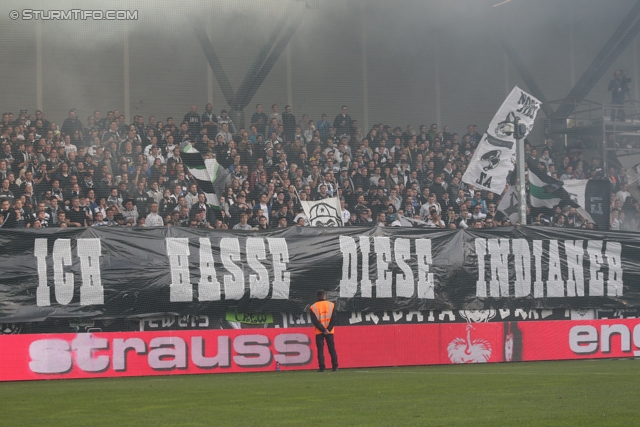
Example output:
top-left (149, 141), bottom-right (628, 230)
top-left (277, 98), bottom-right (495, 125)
top-left (447, 324), bottom-right (492, 364)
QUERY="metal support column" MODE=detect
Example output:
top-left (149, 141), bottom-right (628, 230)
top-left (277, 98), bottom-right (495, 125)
top-left (603, 105), bottom-right (607, 172)
top-left (516, 139), bottom-right (527, 225)
top-left (514, 117), bottom-right (527, 225)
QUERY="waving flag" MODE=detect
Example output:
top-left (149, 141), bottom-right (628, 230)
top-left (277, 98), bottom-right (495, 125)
top-left (463, 86), bottom-right (541, 194)
top-left (181, 142), bottom-right (228, 207)
top-left (527, 158), bottom-right (610, 229)
top-left (396, 215), bottom-right (430, 227)
top-left (563, 178), bottom-right (610, 230)
top-left (497, 185), bottom-right (520, 224)
top-left (526, 159), bottom-right (564, 209)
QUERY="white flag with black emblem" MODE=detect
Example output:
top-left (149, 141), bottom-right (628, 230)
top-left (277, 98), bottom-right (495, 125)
top-left (300, 197), bottom-right (343, 227)
top-left (462, 86), bottom-right (541, 194)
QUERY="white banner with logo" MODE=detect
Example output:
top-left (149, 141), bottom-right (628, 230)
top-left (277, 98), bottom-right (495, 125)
top-left (462, 86), bottom-right (541, 194)
top-left (300, 197), bottom-right (343, 227)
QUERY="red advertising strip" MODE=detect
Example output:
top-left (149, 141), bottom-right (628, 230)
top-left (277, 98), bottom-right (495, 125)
top-left (2, 319), bottom-right (640, 382)
top-left (518, 319), bottom-right (640, 360)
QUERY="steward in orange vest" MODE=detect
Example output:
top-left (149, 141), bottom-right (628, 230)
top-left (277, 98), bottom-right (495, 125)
top-left (309, 289), bottom-right (338, 372)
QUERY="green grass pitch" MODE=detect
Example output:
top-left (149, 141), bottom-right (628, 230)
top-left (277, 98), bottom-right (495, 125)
top-left (1, 359), bottom-right (639, 426)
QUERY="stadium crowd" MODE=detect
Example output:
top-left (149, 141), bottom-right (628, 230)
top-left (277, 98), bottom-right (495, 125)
top-left (0, 103), bottom-right (629, 230)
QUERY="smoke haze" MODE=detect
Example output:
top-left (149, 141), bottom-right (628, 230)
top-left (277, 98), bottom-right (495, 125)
top-left (0, 0), bottom-right (637, 142)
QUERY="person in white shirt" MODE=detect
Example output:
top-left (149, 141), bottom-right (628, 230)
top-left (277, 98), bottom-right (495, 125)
top-left (147, 181), bottom-right (163, 204)
top-left (616, 183), bottom-right (631, 204)
top-left (145, 202), bottom-right (164, 227)
top-left (267, 104), bottom-right (282, 125)
top-left (425, 209), bottom-right (445, 228)
top-left (610, 209), bottom-right (621, 230)
top-left (217, 110), bottom-right (237, 134)
top-left (388, 189), bottom-right (402, 211)
top-left (303, 121), bottom-right (316, 143)
top-left (340, 199), bottom-right (350, 225)
top-left (63, 135), bottom-right (77, 155)
top-left (419, 194), bottom-right (441, 220)
top-left (146, 146), bottom-right (165, 168)
top-left (121, 199), bottom-right (139, 225)
top-left (144, 136), bottom-right (161, 157)
top-left (216, 123), bottom-right (233, 144)
top-left (184, 184), bottom-right (199, 209)
top-left (472, 204), bottom-right (487, 221)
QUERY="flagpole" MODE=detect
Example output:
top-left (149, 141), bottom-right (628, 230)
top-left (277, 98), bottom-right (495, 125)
top-left (514, 117), bottom-right (527, 225)
top-left (293, 184), bottom-right (301, 202)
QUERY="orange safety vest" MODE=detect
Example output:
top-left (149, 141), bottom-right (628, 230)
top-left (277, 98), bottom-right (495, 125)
top-left (310, 300), bottom-right (335, 335)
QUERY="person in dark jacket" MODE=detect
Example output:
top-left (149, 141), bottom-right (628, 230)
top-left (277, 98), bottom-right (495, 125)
top-left (183, 105), bottom-right (201, 136)
top-left (309, 290), bottom-right (338, 372)
top-left (333, 105), bottom-right (352, 137)
top-left (282, 105), bottom-right (296, 143)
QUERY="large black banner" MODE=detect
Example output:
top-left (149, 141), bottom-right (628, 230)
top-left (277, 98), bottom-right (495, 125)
top-left (0, 226), bottom-right (638, 323)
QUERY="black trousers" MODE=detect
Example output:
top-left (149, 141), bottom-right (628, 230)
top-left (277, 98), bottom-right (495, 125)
top-left (611, 102), bottom-right (626, 122)
top-left (315, 333), bottom-right (338, 370)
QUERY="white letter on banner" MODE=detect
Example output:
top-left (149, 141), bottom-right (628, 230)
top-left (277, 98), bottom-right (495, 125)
top-left (546, 240), bottom-right (564, 297)
top-left (77, 239), bottom-right (103, 305)
top-left (416, 239), bottom-right (434, 299)
top-left (29, 339), bottom-right (72, 374)
top-left (374, 237), bottom-right (392, 298)
top-left (601, 324), bottom-right (630, 353)
top-left (394, 238), bottom-right (413, 298)
top-left (72, 334), bottom-right (109, 373)
top-left (53, 239), bottom-right (74, 305)
top-left (35, 238), bottom-right (49, 306)
top-left (512, 239), bottom-right (531, 298)
top-left (564, 240), bottom-right (585, 297)
top-left (339, 236), bottom-right (358, 298)
top-left (475, 238), bottom-right (487, 297)
top-left (360, 236), bottom-right (372, 298)
top-left (587, 240), bottom-right (604, 296)
top-left (113, 338), bottom-right (147, 371)
top-left (166, 238), bottom-right (192, 302)
top-left (605, 242), bottom-right (623, 296)
top-left (198, 238), bottom-right (220, 301)
top-left (274, 334), bottom-right (312, 365)
top-left (220, 238), bottom-right (244, 300)
top-left (148, 337), bottom-right (187, 370)
top-left (634, 325), bottom-right (640, 354)
top-left (191, 336), bottom-right (230, 368)
top-left (569, 325), bottom-right (598, 354)
top-left (247, 238), bottom-right (269, 299)
top-left (233, 335), bottom-right (272, 367)
top-left (268, 238), bottom-right (290, 299)
top-left (488, 239), bottom-right (509, 297)
top-left (533, 240), bottom-right (544, 298)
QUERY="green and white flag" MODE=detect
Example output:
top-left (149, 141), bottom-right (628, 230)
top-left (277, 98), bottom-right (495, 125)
top-left (526, 160), bottom-right (563, 209)
top-left (526, 158), bottom-right (610, 228)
